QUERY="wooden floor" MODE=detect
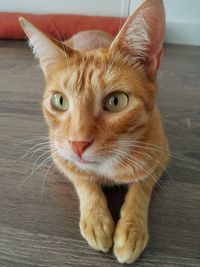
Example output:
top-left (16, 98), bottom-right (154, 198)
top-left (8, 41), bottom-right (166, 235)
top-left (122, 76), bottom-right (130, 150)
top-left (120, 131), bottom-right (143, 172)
top-left (0, 41), bottom-right (200, 267)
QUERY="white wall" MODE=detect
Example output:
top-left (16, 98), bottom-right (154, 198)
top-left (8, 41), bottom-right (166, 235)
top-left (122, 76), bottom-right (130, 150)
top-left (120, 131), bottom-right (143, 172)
top-left (0, 0), bottom-right (129, 17)
top-left (130, 0), bottom-right (200, 46)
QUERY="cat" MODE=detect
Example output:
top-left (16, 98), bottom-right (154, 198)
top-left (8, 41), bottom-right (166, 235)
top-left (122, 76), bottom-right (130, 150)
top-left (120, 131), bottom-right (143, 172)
top-left (19, 0), bottom-right (169, 263)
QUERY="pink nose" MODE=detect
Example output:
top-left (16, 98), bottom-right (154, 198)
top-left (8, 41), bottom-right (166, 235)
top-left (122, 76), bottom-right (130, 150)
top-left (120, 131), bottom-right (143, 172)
top-left (70, 140), bottom-right (92, 157)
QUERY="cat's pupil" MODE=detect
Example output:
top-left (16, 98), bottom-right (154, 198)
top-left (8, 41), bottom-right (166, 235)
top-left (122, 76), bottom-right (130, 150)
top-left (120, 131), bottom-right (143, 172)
top-left (114, 97), bottom-right (118, 106)
top-left (60, 96), bottom-right (63, 106)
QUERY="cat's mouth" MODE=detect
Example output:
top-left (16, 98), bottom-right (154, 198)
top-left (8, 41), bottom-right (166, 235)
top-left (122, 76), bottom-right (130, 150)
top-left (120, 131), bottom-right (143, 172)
top-left (54, 140), bottom-right (99, 166)
top-left (76, 158), bottom-right (98, 165)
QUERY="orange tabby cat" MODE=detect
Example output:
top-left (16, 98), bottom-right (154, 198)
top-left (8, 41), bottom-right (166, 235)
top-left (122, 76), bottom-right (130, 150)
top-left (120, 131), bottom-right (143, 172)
top-left (19, 0), bottom-right (169, 263)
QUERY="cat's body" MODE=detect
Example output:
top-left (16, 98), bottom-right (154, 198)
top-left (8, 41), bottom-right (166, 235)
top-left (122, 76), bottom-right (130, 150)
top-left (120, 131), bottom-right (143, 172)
top-left (20, 0), bottom-right (169, 264)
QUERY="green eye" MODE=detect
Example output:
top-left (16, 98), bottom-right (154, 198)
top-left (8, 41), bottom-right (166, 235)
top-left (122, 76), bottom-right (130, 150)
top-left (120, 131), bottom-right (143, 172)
top-left (104, 92), bottom-right (128, 112)
top-left (51, 93), bottom-right (69, 111)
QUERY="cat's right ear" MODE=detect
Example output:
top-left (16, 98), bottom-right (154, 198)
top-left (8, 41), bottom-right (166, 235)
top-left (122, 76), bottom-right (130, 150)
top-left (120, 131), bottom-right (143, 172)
top-left (19, 17), bottom-right (75, 78)
top-left (109, 0), bottom-right (165, 77)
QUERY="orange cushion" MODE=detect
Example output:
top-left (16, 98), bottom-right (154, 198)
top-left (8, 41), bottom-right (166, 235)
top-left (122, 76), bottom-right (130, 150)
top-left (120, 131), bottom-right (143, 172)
top-left (0, 12), bottom-right (126, 39)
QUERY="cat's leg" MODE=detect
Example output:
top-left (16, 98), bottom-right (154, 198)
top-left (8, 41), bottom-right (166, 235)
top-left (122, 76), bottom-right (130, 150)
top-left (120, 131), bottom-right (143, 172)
top-left (74, 179), bottom-right (114, 252)
top-left (113, 172), bottom-right (160, 264)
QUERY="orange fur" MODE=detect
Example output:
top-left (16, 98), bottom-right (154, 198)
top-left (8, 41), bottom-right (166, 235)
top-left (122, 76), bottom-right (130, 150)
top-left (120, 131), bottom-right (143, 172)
top-left (19, 0), bottom-right (169, 263)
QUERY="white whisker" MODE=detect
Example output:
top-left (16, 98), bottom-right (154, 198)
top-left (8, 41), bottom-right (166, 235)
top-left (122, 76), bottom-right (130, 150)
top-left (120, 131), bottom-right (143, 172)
top-left (109, 150), bottom-right (159, 201)
top-left (29, 145), bottom-right (52, 160)
top-left (18, 141), bottom-right (50, 161)
top-left (110, 148), bottom-right (164, 195)
top-left (133, 149), bottom-right (174, 183)
top-left (18, 150), bottom-right (57, 190)
top-left (32, 149), bottom-right (52, 171)
top-left (18, 136), bottom-right (49, 146)
top-left (116, 140), bottom-right (173, 154)
top-left (40, 161), bottom-right (54, 200)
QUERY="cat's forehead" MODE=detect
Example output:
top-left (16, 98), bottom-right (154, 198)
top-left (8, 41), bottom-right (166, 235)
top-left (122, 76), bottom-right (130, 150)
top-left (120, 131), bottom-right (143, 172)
top-left (48, 50), bottom-right (144, 98)
top-left (58, 52), bottom-right (118, 92)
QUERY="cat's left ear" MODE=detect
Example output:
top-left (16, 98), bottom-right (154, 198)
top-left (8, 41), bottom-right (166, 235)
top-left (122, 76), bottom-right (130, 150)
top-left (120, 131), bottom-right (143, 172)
top-left (110, 0), bottom-right (165, 76)
top-left (19, 17), bottom-right (75, 78)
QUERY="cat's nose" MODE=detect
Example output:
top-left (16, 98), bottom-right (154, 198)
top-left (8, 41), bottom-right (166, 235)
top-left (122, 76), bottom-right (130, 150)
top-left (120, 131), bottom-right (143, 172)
top-left (70, 140), bottom-right (93, 157)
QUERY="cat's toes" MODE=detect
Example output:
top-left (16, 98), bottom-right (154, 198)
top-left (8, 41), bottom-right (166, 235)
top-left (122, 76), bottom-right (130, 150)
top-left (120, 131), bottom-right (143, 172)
top-left (113, 219), bottom-right (148, 264)
top-left (80, 209), bottom-right (114, 252)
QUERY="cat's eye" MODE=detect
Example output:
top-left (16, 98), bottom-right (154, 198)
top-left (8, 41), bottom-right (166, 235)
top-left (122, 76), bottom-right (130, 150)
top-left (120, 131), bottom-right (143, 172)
top-left (104, 92), bottom-right (128, 112)
top-left (51, 93), bottom-right (69, 111)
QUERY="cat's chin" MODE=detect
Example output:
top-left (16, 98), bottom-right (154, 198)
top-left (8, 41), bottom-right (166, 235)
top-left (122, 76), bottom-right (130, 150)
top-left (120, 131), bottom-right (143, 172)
top-left (72, 155), bottom-right (119, 178)
top-left (74, 160), bottom-right (98, 170)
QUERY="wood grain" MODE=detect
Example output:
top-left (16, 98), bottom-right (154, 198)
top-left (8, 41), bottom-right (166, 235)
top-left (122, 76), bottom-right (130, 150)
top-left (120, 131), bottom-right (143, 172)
top-left (0, 41), bottom-right (200, 266)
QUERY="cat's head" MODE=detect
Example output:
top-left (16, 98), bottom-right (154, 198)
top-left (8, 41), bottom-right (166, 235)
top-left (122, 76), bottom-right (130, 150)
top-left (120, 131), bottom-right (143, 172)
top-left (19, 0), bottom-right (165, 174)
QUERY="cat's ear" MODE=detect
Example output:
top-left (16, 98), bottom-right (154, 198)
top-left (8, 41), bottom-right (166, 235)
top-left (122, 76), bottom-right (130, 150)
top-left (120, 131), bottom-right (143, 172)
top-left (110, 0), bottom-right (165, 76)
top-left (19, 17), bottom-right (75, 78)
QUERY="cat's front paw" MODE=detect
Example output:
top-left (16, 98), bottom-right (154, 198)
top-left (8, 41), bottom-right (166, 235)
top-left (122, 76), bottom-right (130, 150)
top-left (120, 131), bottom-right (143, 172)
top-left (80, 207), bottom-right (114, 252)
top-left (113, 218), bottom-right (148, 264)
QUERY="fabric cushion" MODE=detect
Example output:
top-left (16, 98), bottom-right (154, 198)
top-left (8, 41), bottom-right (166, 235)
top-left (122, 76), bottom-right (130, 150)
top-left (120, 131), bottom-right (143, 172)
top-left (0, 12), bottom-right (126, 39)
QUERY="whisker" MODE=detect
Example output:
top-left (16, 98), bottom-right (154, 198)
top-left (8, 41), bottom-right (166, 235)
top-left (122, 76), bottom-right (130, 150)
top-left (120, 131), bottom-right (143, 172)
top-left (18, 136), bottom-right (49, 146)
top-left (118, 140), bottom-right (199, 164)
top-left (123, 143), bottom-right (198, 165)
top-left (18, 150), bottom-right (57, 190)
top-left (115, 141), bottom-right (188, 162)
top-left (116, 140), bottom-right (174, 155)
top-left (31, 150), bottom-right (57, 176)
top-left (29, 145), bottom-right (52, 160)
top-left (107, 149), bottom-right (147, 197)
top-left (109, 148), bottom-right (162, 200)
top-left (110, 148), bottom-right (165, 194)
top-left (112, 152), bottom-right (149, 201)
top-left (31, 149), bottom-right (52, 171)
top-left (107, 150), bottom-right (128, 170)
top-left (40, 161), bottom-right (54, 201)
top-left (18, 141), bottom-right (51, 161)
top-left (133, 149), bottom-right (174, 184)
